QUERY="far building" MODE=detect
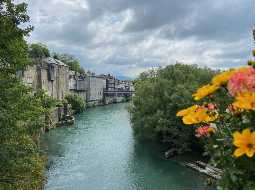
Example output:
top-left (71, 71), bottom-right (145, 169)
top-left (85, 74), bottom-right (106, 106)
top-left (68, 71), bottom-right (87, 103)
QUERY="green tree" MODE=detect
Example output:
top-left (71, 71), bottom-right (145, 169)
top-left (0, 1), bottom-right (47, 189)
top-left (28, 43), bottom-right (50, 59)
top-left (130, 64), bottom-right (216, 153)
top-left (0, 0), bottom-right (33, 74)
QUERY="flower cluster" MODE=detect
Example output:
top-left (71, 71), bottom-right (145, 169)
top-left (178, 65), bottom-right (255, 157)
top-left (176, 49), bottom-right (255, 188)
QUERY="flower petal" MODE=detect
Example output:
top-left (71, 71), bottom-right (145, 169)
top-left (242, 128), bottom-right (251, 140)
top-left (246, 149), bottom-right (255, 158)
top-left (234, 148), bottom-right (246, 157)
top-left (251, 132), bottom-right (255, 143)
top-left (233, 131), bottom-right (245, 147)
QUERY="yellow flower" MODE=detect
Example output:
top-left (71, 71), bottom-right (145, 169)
top-left (192, 84), bottom-right (219, 101)
top-left (179, 107), bottom-right (218, 125)
top-left (176, 105), bottom-right (198, 116)
top-left (211, 70), bottom-right (236, 86)
top-left (233, 92), bottom-right (255, 110)
top-left (233, 129), bottom-right (255, 158)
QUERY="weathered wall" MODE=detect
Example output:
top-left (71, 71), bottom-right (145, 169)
top-left (56, 62), bottom-right (69, 100)
top-left (21, 65), bottom-right (38, 89)
top-left (86, 76), bottom-right (106, 105)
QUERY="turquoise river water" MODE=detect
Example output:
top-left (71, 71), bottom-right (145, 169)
top-left (41, 103), bottom-right (214, 190)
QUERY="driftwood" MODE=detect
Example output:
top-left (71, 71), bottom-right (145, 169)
top-left (164, 149), bottom-right (222, 180)
top-left (182, 161), bottom-right (222, 180)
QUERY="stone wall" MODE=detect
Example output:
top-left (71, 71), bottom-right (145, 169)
top-left (20, 65), bottom-right (38, 89)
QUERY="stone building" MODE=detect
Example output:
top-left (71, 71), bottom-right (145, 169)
top-left (69, 71), bottom-right (77, 91)
top-left (85, 74), bottom-right (106, 106)
top-left (38, 57), bottom-right (69, 100)
top-left (20, 57), bottom-right (70, 129)
top-left (68, 71), bottom-right (87, 103)
top-left (21, 57), bottom-right (69, 100)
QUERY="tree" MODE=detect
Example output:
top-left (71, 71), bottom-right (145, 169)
top-left (0, 1), bottom-right (46, 189)
top-left (130, 64), bottom-right (216, 153)
top-left (28, 43), bottom-right (50, 59)
top-left (0, 0), bottom-right (33, 74)
top-left (53, 53), bottom-right (85, 74)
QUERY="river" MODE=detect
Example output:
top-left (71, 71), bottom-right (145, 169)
top-left (40, 103), bottom-right (214, 190)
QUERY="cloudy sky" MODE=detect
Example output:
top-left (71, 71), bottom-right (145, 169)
top-left (20, 0), bottom-right (255, 78)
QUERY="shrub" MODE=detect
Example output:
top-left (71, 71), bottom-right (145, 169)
top-left (65, 94), bottom-right (86, 114)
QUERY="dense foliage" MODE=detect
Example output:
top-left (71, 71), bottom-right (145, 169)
top-left (65, 93), bottom-right (86, 114)
top-left (177, 50), bottom-right (255, 189)
top-left (0, 1), bottom-right (54, 189)
top-left (130, 64), bottom-right (216, 153)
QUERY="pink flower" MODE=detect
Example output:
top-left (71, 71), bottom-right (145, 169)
top-left (195, 125), bottom-right (215, 138)
top-left (227, 68), bottom-right (255, 96)
top-left (207, 103), bottom-right (216, 110)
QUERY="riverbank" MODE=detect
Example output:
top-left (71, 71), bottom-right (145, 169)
top-left (41, 103), bottom-right (214, 190)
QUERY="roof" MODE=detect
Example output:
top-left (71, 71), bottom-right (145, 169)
top-left (43, 57), bottom-right (68, 67)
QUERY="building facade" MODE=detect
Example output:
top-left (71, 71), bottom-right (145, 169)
top-left (85, 75), bottom-right (106, 106)
top-left (68, 71), bottom-right (87, 103)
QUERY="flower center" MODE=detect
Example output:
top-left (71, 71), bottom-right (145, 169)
top-left (247, 143), bottom-right (254, 150)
